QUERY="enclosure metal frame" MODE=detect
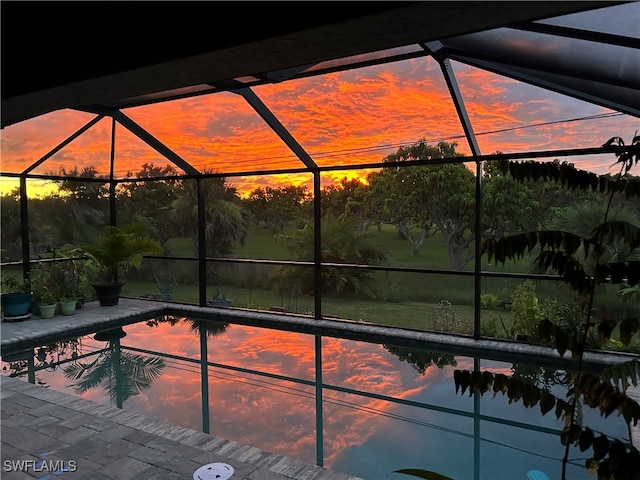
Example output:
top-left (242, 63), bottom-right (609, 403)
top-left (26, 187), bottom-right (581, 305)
top-left (2, 106), bottom-right (623, 340)
top-left (2, 11), bottom-right (637, 337)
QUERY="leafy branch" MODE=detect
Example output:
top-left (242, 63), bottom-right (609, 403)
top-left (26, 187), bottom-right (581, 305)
top-left (471, 135), bottom-right (640, 480)
top-left (482, 135), bottom-right (640, 355)
top-left (453, 366), bottom-right (640, 477)
top-left (397, 136), bottom-right (639, 479)
top-left (497, 134), bottom-right (639, 196)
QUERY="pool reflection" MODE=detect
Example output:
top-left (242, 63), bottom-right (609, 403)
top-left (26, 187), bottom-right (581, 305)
top-left (1, 315), bottom-right (629, 480)
top-left (63, 327), bottom-right (166, 409)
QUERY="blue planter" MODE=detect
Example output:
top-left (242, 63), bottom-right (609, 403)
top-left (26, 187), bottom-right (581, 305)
top-left (1, 293), bottom-right (33, 318)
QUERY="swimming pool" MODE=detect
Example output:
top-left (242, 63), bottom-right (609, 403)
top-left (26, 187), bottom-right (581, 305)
top-left (1, 313), bottom-right (632, 480)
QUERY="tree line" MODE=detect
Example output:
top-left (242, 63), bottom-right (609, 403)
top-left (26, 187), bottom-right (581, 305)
top-left (2, 139), bottom-right (638, 275)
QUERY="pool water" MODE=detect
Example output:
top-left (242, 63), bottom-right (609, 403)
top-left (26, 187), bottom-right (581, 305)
top-left (1, 315), bottom-right (631, 480)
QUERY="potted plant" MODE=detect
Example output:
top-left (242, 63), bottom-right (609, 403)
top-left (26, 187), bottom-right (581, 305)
top-left (82, 224), bottom-right (163, 306)
top-left (30, 262), bottom-right (58, 319)
top-left (1, 275), bottom-right (32, 320)
top-left (31, 256), bottom-right (79, 315)
top-left (56, 245), bottom-right (93, 308)
top-left (36, 291), bottom-right (58, 319)
top-left (54, 258), bottom-right (81, 315)
top-left (58, 296), bottom-right (77, 315)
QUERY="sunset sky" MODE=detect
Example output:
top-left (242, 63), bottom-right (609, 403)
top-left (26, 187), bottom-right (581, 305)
top-left (1, 56), bottom-right (638, 197)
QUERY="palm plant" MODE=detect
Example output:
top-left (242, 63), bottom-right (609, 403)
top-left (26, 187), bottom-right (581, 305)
top-left (187, 318), bottom-right (229, 338)
top-left (83, 224), bottom-right (163, 285)
top-left (56, 166), bottom-right (109, 228)
top-left (545, 200), bottom-right (640, 276)
top-left (170, 175), bottom-right (250, 258)
top-left (82, 224), bottom-right (163, 306)
top-left (272, 214), bottom-right (389, 298)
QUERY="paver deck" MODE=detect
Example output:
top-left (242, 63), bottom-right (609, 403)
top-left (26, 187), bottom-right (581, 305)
top-left (1, 376), bottom-right (361, 480)
top-left (1, 299), bottom-right (362, 480)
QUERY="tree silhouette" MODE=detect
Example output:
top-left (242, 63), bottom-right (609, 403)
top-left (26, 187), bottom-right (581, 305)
top-left (271, 213), bottom-right (389, 298)
top-left (170, 174), bottom-right (250, 258)
top-left (383, 344), bottom-right (457, 374)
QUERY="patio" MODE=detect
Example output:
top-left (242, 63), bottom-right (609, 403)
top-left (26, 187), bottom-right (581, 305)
top-left (1, 376), bottom-right (362, 480)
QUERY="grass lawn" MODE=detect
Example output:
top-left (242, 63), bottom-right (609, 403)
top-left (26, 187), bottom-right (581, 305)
top-left (165, 237), bottom-right (194, 257)
top-left (238, 223), bottom-right (540, 274)
top-left (123, 278), bottom-right (512, 338)
top-left (170, 222), bottom-right (534, 272)
top-left (107, 224), bottom-right (576, 338)
top-left (234, 223), bottom-right (568, 304)
top-left (4, 223), bottom-right (571, 339)
top-left (365, 224), bottom-right (454, 268)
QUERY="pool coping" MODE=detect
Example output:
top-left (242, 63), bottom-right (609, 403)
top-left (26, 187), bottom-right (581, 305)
top-left (2, 297), bottom-right (638, 370)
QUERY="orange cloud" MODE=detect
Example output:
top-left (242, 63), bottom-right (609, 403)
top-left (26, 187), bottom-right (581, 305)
top-left (2, 57), bottom-right (638, 198)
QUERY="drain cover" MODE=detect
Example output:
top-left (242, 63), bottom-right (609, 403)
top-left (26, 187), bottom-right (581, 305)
top-left (193, 462), bottom-right (234, 480)
top-left (527, 470), bottom-right (550, 480)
